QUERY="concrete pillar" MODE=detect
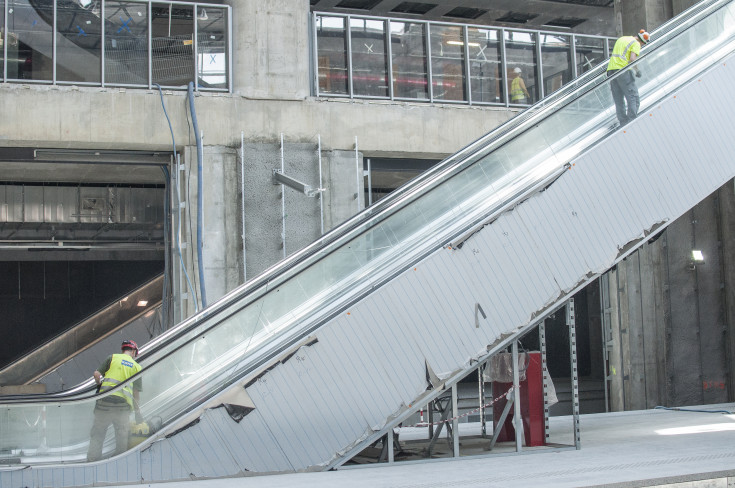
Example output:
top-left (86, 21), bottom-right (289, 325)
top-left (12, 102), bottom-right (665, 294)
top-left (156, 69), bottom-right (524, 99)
top-left (224, 0), bottom-right (311, 99)
top-left (614, 0), bottom-right (673, 36)
top-left (718, 181), bottom-right (735, 401)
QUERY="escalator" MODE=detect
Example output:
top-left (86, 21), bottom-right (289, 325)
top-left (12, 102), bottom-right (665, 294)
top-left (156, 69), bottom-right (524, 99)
top-left (0, 274), bottom-right (164, 393)
top-left (2, 0), bottom-right (735, 485)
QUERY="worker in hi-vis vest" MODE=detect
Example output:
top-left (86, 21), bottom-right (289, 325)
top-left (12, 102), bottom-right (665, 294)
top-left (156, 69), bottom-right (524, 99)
top-left (87, 340), bottom-right (143, 462)
top-left (607, 29), bottom-right (650, 125)
top-left (510, 67), bottom-right (531, 105)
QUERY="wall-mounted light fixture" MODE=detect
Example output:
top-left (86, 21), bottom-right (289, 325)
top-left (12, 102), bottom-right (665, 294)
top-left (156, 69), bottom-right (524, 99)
top-left (137, 300), bottom-right (149, 307)
top-left (689, 249), bottom-right (705, 270)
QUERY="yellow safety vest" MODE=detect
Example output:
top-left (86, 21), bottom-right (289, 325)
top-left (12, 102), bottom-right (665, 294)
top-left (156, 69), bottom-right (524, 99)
top-left (607, 36), bottom-right (641, 71)
top-left (99, 353), bottom-right (142, 409)
top-left (510, 77), bottom-right (526, 102)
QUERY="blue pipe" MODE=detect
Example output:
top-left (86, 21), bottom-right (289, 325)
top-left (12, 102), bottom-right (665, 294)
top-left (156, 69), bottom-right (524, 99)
top-left (188, 82), bottom-right (208, 309)
top-left (154, 84), bottom-right (198, 314)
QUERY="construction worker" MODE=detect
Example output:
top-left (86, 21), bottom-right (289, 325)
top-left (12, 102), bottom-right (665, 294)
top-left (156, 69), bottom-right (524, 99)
top-left (87, 340), bottom-right (143, 462)
top-left (607, 29), bottom-right (651, 125)
top-left (510, 67), bottom-right (531, 105)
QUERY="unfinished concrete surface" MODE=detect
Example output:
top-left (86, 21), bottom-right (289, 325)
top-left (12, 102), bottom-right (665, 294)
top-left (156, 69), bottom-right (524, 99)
top-left (95, 404), bottom-right (735, 488)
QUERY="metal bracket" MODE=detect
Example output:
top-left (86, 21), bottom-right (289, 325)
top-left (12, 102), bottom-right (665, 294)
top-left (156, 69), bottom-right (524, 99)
top-left (272, 169), bottom-right (324, 198)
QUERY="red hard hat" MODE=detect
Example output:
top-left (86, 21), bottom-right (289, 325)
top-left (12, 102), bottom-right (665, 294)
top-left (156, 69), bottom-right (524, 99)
top-left (121, 340), bottom-right (139, 356)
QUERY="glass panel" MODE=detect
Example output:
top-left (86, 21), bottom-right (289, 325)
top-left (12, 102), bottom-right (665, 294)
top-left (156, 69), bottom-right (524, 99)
top-left (197, 6), bottom-right (227, 89)
top-left (350, 17), bottom-right (387, 97)
top-left (390, 20), bottom-right (427, 100)
top-left (575, 36), bottom-right (605, 75)
top-left (430, 24), bottom-right (465, 102)
top-left (505, 30), bottom-right (537, 105)
top-left (56, 0), bottom-right (101, 83)
top-left (104, 1), bottom-right (148, 85)
top-left (468, 27), bottom-right (502, 104)
top-left (316, 15), bottom-right (348, 95)
top-left (6, 0), bottom-right (53, 81)
top-left (540, 33), bottom-right (571, 96)
top-left (151, 2), bottom-right (193, 87)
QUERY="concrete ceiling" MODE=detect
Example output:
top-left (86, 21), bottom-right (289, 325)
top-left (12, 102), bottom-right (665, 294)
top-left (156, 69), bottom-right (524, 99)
top-left (311, 0), bottom-right (616, 37)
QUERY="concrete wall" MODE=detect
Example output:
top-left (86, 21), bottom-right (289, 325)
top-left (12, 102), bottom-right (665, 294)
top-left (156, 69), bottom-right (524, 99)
top-left (605, 181), bottom-right (735, 410)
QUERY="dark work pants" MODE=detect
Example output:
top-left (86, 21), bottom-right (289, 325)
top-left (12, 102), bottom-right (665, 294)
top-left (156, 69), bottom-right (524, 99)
top-left (87, 400), bottom-right (131, 461)
top-left (608, 70), bottom-right (639, 125)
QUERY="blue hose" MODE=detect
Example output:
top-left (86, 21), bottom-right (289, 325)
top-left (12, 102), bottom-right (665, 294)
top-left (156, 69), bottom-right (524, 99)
top-left (154, 83), bottom-right (198, 314)
top-left (188, 82), bottom-right (208, 309)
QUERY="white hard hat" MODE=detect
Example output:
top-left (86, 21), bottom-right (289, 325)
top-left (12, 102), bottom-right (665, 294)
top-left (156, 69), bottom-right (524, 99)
top-left (513, 67), bottom-right (522, 74)
top-left (638, 29), bottom-right (651, 43)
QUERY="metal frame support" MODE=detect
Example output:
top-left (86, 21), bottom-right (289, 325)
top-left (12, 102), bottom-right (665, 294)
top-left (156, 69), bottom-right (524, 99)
top-left (280, 134), bottom-right (286, 258)
top-left (318, 135), bottom-right (325, 235)
top-left (567, 299), bottom-right (581, 450)
top-left (540, 319), bottom-right (550, 442)
top-left (478, 362), bottom-right (487, 437)
top-left (272, 170), bottom-right (324, 198)
top-left (512, 340), bottom-right (523, 452)
top-left (452, 383), bottom-right (459, 457)
top-left (426, 395), bottom-right (452, 456)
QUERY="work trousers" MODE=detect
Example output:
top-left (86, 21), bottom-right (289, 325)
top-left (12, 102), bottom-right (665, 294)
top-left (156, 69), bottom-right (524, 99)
top-left (608, 69), bottom-right (639, 125)
top-left (87, 399), bottom-right (131, 462)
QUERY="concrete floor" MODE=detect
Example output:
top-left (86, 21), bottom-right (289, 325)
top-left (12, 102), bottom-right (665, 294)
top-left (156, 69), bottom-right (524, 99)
top-left (112, 404), bottom-right (735, 488)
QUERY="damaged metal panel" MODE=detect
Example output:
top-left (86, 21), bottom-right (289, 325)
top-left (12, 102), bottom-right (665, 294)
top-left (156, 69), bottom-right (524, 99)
top-left (140, 435), bottom-right (191, 482)
top-left (164, 410), bottom-right (243, 478)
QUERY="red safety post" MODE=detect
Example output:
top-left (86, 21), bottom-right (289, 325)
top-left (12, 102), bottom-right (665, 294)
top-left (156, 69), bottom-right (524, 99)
top-left (492, 351), bottom-right (545, 446)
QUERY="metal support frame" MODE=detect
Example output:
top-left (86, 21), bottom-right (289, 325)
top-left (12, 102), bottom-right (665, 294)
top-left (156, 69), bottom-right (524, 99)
top-left (426, 394), bottom-right (453, 456)
top-left (539, 319), bottom-right (550, 441)
top-left (272, 170), bottom-right (324, 198)
top-left (280, 133), bottom-right (286, 259)
top-left (478, 363), bottom-right (487, 437)
top-left (452, 384), bottom-right (459, 457)
top-left (567, 299), bottom-right (581, 450)
top-left (512, 340), bottom-right (523, 452)
top-left (488, 390), bottom-right (514, 450)
top-left (318, 135), bottom-right (324, 235)
top-left (600, 275), bottom-right (612, 412)
top-left (354, 136), bottom-right (361, 211)
top-left (240, 131), bottom-right (247, 281)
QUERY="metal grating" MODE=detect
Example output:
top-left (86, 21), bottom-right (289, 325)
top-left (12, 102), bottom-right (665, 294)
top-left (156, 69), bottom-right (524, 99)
top-left (444, 6), bottom-right (487, 19)
top-left (391, 2), bottom-right (437, 15)
top-left (496, 11), bottom-right (539, 24)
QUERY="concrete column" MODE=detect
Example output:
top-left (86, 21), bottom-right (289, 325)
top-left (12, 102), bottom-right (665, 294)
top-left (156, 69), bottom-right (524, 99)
top-left (614, 0), bottom-right (673, 36)
top-left (718, 181), bottom-right (735, 401)
top-left (223, 0), bottom-right (311, 99)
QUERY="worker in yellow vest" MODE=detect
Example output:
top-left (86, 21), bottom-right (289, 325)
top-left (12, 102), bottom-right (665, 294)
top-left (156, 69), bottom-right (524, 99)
top-left (87, 340), bottom-right (143, 461)
top-left (510, 67), bottom-right (531, 105)
top-left (607, 29), bottom-right (650, 125)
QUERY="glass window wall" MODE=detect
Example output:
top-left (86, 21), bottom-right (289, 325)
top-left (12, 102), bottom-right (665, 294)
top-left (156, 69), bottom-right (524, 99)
top-left (505, 30), bottom-right (538, 105)
top-left (540, 33), bottom-right (571, 97)
top-left (197, 5), bottom-right (226, 89)
top-left (316, 13), bottom-right (613, 105)
top-left (7, 0), bottom-right (53, 81)
top-left (390, 20), bottom-right (428, 100)
top-left (350, 17), bottom-right (387, 97)
top-left (151, 2), bottom-right (193, 88)
top-left (0, 1), bottom-right (228, 89)
top-left (316, 15), bottom-right (348, 95)
top-left (468, 27), bottom-right (502, 103)
top-left (105, 1), bottom-right (149, 85)
top-left (575, 36), bottom-right (605, 75)
top-left (56, 0), bottom-right (101, 83)
top-left (430, 24), bottom-right (465, 102)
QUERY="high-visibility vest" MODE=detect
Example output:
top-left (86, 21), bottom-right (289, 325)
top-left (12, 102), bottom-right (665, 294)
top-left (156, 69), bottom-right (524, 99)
top-left (99, 353), bottom-right (142, 409)
top-left (607, 36), bottom-right (641, 71)
top-left (510, 77), bottom-right (526, 101)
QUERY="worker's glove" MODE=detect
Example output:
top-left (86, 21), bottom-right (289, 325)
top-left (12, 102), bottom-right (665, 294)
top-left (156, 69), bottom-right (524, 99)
top-left (635, 71), bottom-right (642, 78)
top-left (135, 409), bottom-right (144, 424)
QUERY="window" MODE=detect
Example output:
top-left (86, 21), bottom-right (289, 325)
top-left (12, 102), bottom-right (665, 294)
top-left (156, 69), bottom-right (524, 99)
top-left (430, 24), bottom-right (465, 101)
top-left (151, 3), bottom-right (194, 88)
top-left (390, 20), bottom-right (428, 100)
top-left (316, 15), bottom-right (349, 95)
top-left (197, 6), bottom-right (227, 89)
top-left (7, 0), bottom-right (53, 81)
top-left (505, 30), bottom-right (538, 105)
top-left (541, 33), bottom-right (571, 96)
top-left (468, 27), bottom-right (502, 104)
top-left (350, 18), bottom-right (388, 97)
top-left (105, 1), bottom-right (149, 86)
top-left (575, 36), bottom-right (605, 75)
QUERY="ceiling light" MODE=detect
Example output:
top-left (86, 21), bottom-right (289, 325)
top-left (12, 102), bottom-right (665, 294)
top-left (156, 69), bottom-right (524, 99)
top-left (137, 300), bottom-right (149, 307)
top-left (446, 40), bottom-right (480, 47)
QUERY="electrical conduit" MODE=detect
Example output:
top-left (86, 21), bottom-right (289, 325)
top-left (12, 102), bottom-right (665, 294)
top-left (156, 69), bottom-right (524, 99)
top-left (188, 82), bottom-right (208, 309)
